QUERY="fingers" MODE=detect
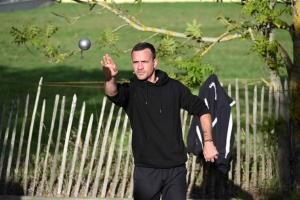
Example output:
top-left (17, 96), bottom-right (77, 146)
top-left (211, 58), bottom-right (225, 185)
top-left (101, 54), bottom-right (118, 74)
top-left (101, 54), bottom-right (115, 67)
top-left (205, 152), bottom-right (219, 163)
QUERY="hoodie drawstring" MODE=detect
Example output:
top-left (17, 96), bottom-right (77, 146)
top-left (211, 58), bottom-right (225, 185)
top-left (145, 79), bottom-right (162, 113)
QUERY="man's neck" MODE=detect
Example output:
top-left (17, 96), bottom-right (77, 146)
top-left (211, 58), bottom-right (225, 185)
top-left (148, 76), bottom-right (159, 83)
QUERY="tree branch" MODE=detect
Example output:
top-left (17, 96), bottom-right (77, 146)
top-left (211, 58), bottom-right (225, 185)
top-left (200, 30), bottom-right (230, 57)
top-left (277, 41), bottom-right (293, 77)
top-left (72, 0), bottom-right (245, 43)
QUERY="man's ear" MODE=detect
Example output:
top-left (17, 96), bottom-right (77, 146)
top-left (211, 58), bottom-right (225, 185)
top-left (154, 58), bottom-right (158, 69)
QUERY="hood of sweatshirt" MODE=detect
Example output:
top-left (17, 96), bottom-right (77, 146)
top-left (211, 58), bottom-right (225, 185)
top-left (130, 69), bottom-right (169, 85)
top-left (129, 69), bottom-right (169, 113)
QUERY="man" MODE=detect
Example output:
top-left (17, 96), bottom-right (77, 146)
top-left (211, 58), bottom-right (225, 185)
top-left (101, 42), bottom-right (218, 200)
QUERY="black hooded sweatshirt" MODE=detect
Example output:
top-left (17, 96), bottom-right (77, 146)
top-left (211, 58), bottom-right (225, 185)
top-left (107, 70), bottom-right (209, 168)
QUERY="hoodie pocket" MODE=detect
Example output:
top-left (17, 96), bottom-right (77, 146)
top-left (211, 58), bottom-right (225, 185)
top-left (137, 135), bottom-right (186, 167)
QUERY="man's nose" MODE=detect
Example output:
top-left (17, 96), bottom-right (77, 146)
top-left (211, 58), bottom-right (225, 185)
top-left (137, 62), bottom-right (143, 69)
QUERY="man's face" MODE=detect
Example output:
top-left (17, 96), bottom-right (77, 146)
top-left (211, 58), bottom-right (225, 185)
top-left (131, 48), bottom-right (158, 81)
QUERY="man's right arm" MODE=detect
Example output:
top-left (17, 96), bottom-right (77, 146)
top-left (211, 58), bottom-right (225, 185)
top-left (105, 76), bottom-right (118, 97)
top-left (101, 54), bottom-right (119, 97)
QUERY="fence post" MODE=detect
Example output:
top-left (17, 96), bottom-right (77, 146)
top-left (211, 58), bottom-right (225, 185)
top-left (128, 162), bottom-right (134, 198)
top-left (182, 110), bottom-right (189, 138)
top-left (235, 79), bottom-right (241, 189)
top-left (0, 99), bottom-right (14, 183)
top-left (187, 155), bottom-right (197, 198)
top-left (49, 96), bottom-right (65, 196)
top-left (57, 94), bottom-right (77, 196)
top-left (0, 103), bottom-right (6, 141)
top-left (110, 113), bottom-right (129, 198)
top-left (32, 99), bottom-right (46, 196)
top-left (74, 113), bottom-right (94, 197)
top-left (253, 85), bottom-right (258, 187)
top-left (267, 86), bottom-right (273, 178)
top-left (24, 77), bottom-right (42, 195)
top-left (92, 103), bottom-right (115, 197)
top-left (39, 94), bottom-right (59, 196)
top-left (66, 102), bottom-right (86, 197)
top-left (244, 80), bottom-right (250, 189)
top-left (84, 96), bottom-right (107, 197)
top-left (120, 130), bottom-right (132, 198)
top-left (101, 107), bottom-right (123, 198)
top-left (14, 94), bottom-right (29, 184)
top-left (260, 86), bottom-right (265, 182)
top-left (4, 99), bottom-right (19, 194)
top-left (227, 83), bottom-right (233, 196)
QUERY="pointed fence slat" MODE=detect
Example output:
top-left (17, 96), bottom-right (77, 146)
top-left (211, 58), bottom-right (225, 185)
top-left (0, 103), bottom-right (6, 141)
top-left (245, 81), bottom-right (250, 188)
top-left (92, 103), bottom-right (115, 197)
top-left (227, 83), bottom-right (233, 196)
top-left (0, 99), bottom-right (14, 181)
top-left (228, 83), bottom-right (232, 97)
top-left (187, 155), bottom-right (197, 197)
top-left (235, 79), bottom-right (241, 188)
top-left (120, 129), bottom-right (132, 198)
top-left (186, 154), bottom-right (191, 189)
top-left (39, 95), bottom-right (59, 196)
top-left (57, 94), bottom-right (77, 196)
top-left (267, 86), bottom-right (273, 178)
top-left (182, 110), bottom-right (188, 138)
top-left (127, 163), bottom-right (134, 198)
top-left (110, 113), bottom-right (129, 198)
top-left (14, 94), bottom-right (29, 184)
top-left (253, 85), bottom-right (258, 187)
top-left (101, 107), bottom-right (123, 198)
top-left (49, 96), bottom-right (65, 196)
top-left (24, 77), bottom-right (43, 195)
top-left (74, 113), bottom-right (94, 197)
top-left (4, 99), bottom-right (19, 194)
top-left (260, 86), bottom-right (266, 182)
top-left (32, 99), bottom-right (46, 196)
top-left (84, 96), bottom-right (107, 197)
top-left (66, 102), bottom-right (86, 197)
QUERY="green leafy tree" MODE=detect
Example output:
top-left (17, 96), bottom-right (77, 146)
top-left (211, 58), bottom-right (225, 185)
top-left (237, 0), bottom-right (299, 190)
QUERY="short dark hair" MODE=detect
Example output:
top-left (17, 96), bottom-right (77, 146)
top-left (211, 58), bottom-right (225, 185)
top-left (131, 42), bottom-right (156, 59)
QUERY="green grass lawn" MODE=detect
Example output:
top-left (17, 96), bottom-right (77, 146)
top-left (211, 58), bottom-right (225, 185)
top-left (0, 2), bottom-right (292, 144)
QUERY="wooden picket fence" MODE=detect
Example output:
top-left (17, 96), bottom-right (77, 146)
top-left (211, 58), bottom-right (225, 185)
top-left (0, 77), bottom-right (289, 199)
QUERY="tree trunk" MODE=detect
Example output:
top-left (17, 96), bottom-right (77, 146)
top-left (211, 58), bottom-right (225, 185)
top-left (269, 68), bottom-right (291, 189)
top-left (268, 14), bottom-right (291, 188)
top-left (290, 0), bottom-right (300, 190)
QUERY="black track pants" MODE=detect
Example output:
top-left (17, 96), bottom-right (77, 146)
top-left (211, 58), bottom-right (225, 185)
top-left (133, 165), bottom-right (187, 200)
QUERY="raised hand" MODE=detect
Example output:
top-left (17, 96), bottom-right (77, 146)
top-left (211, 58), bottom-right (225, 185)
top-left (101, 54), bottom-right (118, 78)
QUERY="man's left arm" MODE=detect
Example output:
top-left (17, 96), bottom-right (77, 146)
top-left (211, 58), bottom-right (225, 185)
top-left (200, 113), bottom-right (219, 162)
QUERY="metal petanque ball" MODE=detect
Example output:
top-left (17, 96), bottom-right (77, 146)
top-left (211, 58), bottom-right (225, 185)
top-left (78, 38), bottom-right (91, 50)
